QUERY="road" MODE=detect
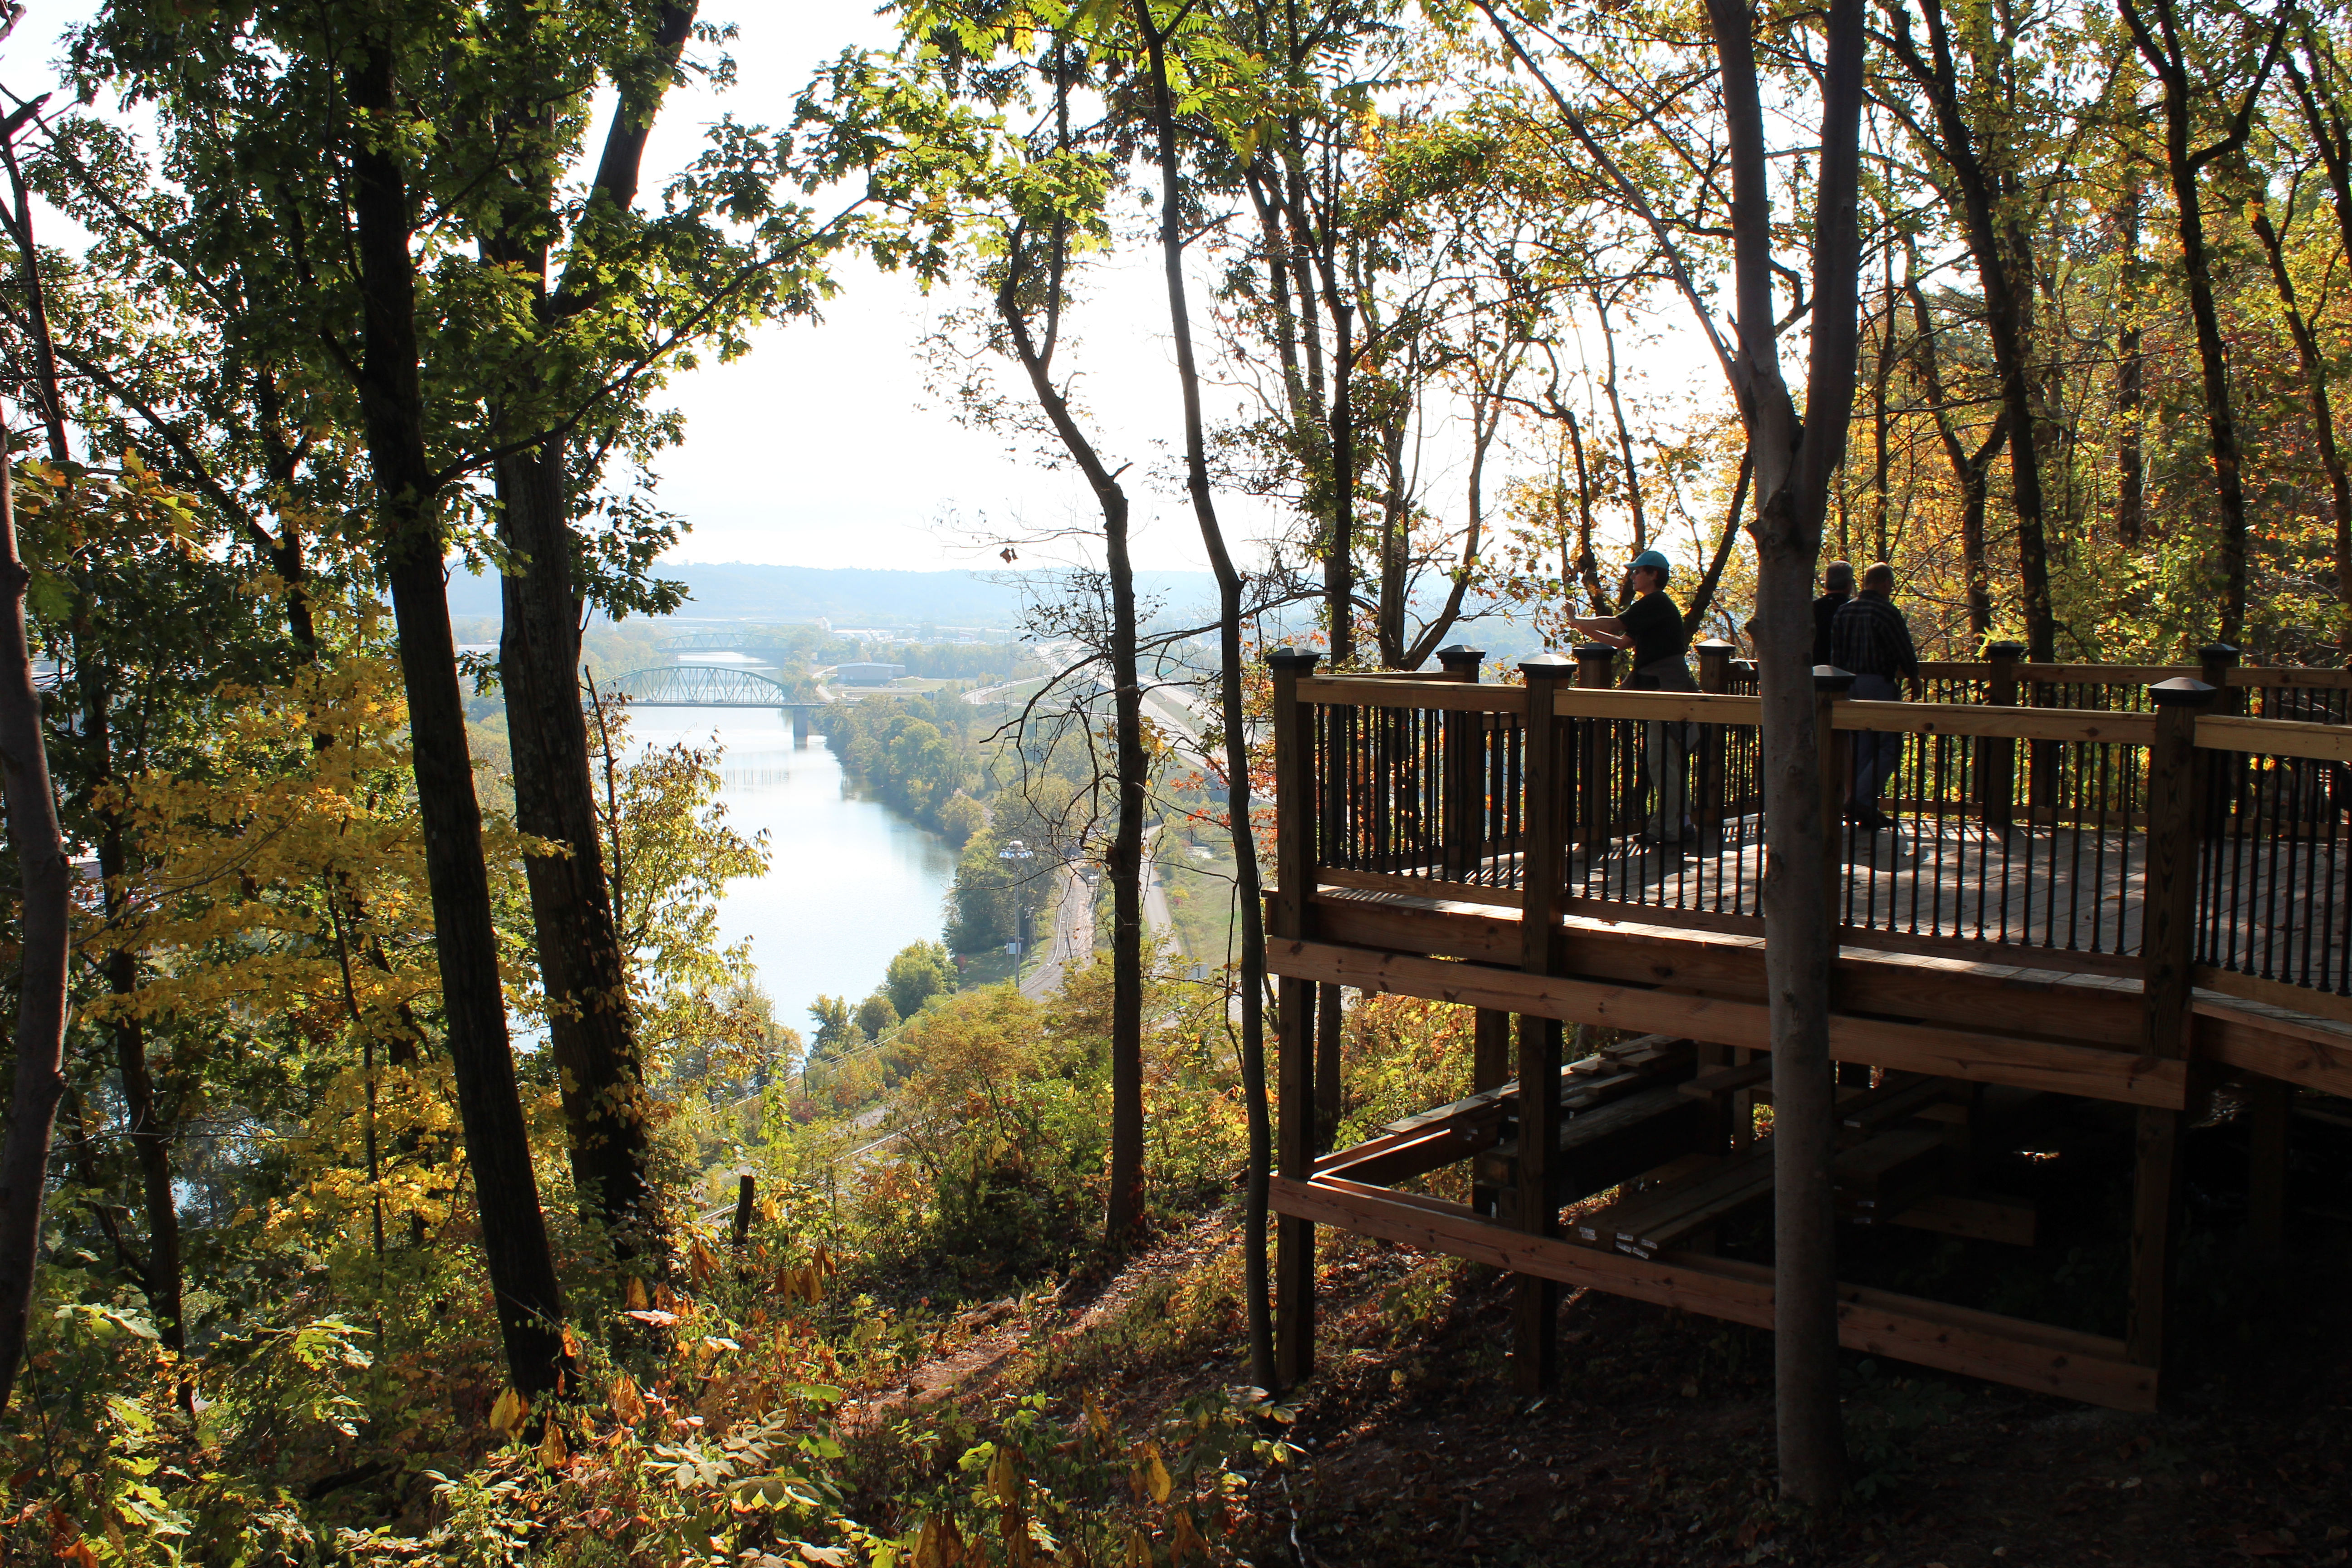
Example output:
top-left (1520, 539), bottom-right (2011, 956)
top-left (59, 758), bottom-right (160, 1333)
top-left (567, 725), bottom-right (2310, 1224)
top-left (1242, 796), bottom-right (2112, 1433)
top-left (1019, 861), bottom-right (1097, 1000)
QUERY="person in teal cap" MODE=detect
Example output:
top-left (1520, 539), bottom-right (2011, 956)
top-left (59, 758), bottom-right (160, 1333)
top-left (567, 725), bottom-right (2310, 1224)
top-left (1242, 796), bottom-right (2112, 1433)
top-left (1563, 549), bottom-right (1696, 848)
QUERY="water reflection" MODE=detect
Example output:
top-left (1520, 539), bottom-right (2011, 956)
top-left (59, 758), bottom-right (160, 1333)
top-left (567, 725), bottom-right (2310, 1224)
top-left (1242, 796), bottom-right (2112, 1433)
top-left (620, 706), bottom-right (958, 1016)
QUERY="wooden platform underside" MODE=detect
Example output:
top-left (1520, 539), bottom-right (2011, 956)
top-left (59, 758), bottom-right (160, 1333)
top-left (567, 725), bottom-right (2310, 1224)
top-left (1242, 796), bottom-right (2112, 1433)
top-left (1272, 1174), bottom-right (2157, 1411)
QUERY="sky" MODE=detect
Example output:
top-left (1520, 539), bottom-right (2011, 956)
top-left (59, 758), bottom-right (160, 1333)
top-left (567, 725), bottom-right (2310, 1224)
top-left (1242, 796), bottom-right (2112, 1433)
top-left (596, 0), bottom-right (1270, 576)
top-left (0, 0), bottom-right (1720, 585)
top-left (0, 0), bottom-right (1260, 575)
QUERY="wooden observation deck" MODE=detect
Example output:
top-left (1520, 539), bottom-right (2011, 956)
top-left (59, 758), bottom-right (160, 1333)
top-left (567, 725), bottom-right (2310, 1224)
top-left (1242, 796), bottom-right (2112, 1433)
top-left (1264, 640), bottom-right (2352, 1411)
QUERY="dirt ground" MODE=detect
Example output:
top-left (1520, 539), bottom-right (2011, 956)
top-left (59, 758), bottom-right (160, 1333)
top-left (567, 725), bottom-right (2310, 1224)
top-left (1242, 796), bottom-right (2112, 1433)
top-left (868, 1097), bottom-right (2352, 1567)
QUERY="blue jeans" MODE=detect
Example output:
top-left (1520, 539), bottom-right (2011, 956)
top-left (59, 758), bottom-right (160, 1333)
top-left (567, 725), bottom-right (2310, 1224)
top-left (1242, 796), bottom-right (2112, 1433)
top-left (1849, 673), bottom-right (1902, 812)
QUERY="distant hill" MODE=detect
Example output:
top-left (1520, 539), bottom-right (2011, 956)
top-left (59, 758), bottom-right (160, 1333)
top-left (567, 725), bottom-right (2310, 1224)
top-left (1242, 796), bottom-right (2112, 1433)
top-left (446, 561), bottom-right (1225, 630)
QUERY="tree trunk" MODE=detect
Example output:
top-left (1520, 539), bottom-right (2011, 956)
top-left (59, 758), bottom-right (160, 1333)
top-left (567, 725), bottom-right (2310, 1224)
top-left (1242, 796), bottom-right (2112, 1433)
top-left (1905, 274), bottom-right (2005, 640)
top-left (479, 0), bottom-right (695, 1261)
top-left (0, 437), bottom-right (74, 1414)
top-left (1323, 250), bottom-right (1356, 665)
top-left (1886, 0), bottom-right (2058, 657)
top-left (496, 445), bottom-right (657, 1251)
top-left (2119, 0), bottom-right (2285, 647)
top-left (2247, 193), bottom-right (2352, 656)
top-left (2117, 175), bottom-right (2146, 548)
top-left (994, 211), bottom-right (1149, 1245)
top-left (2151, 83), bottom-right (2250, 645)
top-left (2283, 46), bottom-right (2352, 650)
top-left (1137, 0), bottom-right (1276, 1391)
top-left (103, 876), bottom-right (184, 1352)
top-left (345, 36), bottom-right (571, 1399)
top-left (1710, 0), bottom-right (1868, 1502)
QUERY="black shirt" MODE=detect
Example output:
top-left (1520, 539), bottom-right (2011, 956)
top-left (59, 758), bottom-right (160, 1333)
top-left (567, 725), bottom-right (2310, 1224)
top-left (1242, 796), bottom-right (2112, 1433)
top-left (1619, 590), bottom-right (1689, 671)
top-left (1813, 592), bottom-right (1850, 666)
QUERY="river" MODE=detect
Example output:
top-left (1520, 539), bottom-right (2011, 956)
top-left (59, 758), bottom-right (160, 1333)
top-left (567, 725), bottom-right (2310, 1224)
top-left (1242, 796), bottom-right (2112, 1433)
top-left (620, 706), bottom-right (959, 1020)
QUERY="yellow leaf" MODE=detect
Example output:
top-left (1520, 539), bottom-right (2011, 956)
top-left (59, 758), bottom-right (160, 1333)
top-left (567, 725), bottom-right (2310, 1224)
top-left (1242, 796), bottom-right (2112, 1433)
top-left (989, 1443), bottom-right (1019, 1505)
top-left (1083, 1389), bottom-right (1112, 1444)
top-left (1169, 1509), bottom-right (1207, 1563)
top-left (1126, 1527), bottom-right (1155, 1568)
top-left (560, 1323), bottom-right (581, 1360)
top-left (803, 1263), bottom-right (825, 1304)
top-left (488, 1388), bottom-right (529, 1440)
top-left (913, 1514), bottom-right (965, 1568)
top-left (686, 1237), bottom-right (719, 1284)
top-left (539, 1419), bottom-right (569, 1469)
top-left (625, 1275), bottom-right (649, 1310)
top-left (1131, 1442), bottom-right (1172, 1505)
top-left (815, 1243), bottom-right (837, 1277)
top-left (611, 1372), bottom-right (646, 1426)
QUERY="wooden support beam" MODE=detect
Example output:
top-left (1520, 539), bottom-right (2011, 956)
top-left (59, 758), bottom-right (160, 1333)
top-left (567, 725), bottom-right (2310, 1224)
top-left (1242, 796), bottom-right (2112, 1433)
top-left (1470, 1008), bottom-right (1513, 1215)
top-left (1269, 938), bottom-right (2191, 1108)
top-left (1889, 1193), bottom-right (2037, 1247)
top-left (1310, 893), bottom-right (2352, 1097)
top-left (2246, 1077), bottom-right (2290, 1257)
top-left (2128, 676), bottom-right (2213, 1375)
top-left (1268, 647), bottom-right (1322, 1387)
top-left (2195, 999), bottom-right (2352, 1098)
top-left (1269, 1175), bottom-right (2156, 1411)
top-left (1514, 653), bottom-right (1578, 1390)
top-left (1982, 643), bottom-right (2023, 835)
top-left (1316, 984), bottom-right (1342, 1154)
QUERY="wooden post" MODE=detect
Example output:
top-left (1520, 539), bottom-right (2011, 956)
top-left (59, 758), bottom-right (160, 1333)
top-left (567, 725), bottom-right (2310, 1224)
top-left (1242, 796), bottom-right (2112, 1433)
top-left (1982, 641), bottom-right (2024, 834)
top-left (2129, 675), bottom-right (2214, 1374)
top-left (1514, 654), bottom-right (1575, 1390)
top-left (1574, 643), bottom-right (1614, 851)
top-left (1437, 644), bottom-right (1486, 879)
top-left (1814, 667), bottom-right (1854, 925)
top-left (1267, 646), bottom-right (1323, 1386)
top-left (2246, 1077), bottom-right (2290, 1258)
top-left (1695, 639), bottom-right (1733, 694)
top-left (730, 1171), bottom-right (756, 1250)
top-left (1695, 639), bottom-right (1733, 843)
top-left (1471, 1008), bottom-right (1513, 1216)
top-left (1815, 667), bottom-right (1867, 1086)
top-left (2199, 642), bottom-right (2240, 714)
top-left (1439, 645), bottom-right (1511, 1214)
top-left (2199, 644), bottom-right (2246, 840)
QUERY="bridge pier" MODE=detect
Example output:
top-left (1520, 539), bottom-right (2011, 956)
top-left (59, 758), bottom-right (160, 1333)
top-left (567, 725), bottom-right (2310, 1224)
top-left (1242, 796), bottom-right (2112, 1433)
top-left (791, 706), bottom-right (810, 745)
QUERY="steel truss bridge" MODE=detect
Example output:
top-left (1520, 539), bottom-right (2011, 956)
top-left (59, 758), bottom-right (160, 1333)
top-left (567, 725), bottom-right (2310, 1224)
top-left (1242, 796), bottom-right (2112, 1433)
top-left (603, 665), bottom-right (816, 709)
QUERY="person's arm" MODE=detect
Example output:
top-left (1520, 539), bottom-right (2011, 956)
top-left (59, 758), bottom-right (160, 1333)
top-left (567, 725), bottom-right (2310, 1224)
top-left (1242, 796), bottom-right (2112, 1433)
top-left (1563, 612), bottom-right (1629, 648)
top-left (1896, 610), bottom-right (1922, 695)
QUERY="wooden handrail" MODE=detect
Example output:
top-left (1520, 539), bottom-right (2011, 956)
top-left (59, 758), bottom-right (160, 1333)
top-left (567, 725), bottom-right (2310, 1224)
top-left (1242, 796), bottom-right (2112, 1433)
top-left (1303, 670), bottom-right (2352, 749)
top-left (2226, 664), bottom-right (2352, 690)
top-left (1833, 701), bottom-right (2156, 744)
top-left (1295, 675), bottom-right (1524, 712)
top-left (1548, 689), bottom-right (1763, 724)
top-left (2195, 713), bottom-right (2352, 763)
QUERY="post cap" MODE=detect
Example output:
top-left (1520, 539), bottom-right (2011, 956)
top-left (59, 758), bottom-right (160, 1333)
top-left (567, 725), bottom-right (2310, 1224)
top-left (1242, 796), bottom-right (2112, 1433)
top-left (1520, 652), bottom-right (1575, 677)
top-left (1813, 664), bottom-right (1856, 693)
top-left (1984, 641), bottom-right (2027, 659)
top-left (1436, 644), bottom-right (1486, 670)
top-left (2150, 676), bottom-right (2215, 706)
top-left (2199, 642), bottom-right (2241, 665)
top-left (1694, 638), bottom-right (1735, 653)
top-left (1573, 643), bottom-right (1617, 663)
top-left (1264, 647), bottom-right (1323, 672)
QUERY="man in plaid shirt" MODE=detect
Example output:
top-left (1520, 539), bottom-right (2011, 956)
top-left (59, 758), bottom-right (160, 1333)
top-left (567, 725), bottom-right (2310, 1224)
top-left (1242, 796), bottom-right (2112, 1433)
top-left (1830, 562), bottom-right (1920, 831)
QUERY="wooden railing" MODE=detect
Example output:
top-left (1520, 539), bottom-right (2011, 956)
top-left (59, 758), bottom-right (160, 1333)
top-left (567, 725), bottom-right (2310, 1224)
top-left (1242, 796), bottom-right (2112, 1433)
top-left (1271, 643), bottom-right (2352, 1024)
